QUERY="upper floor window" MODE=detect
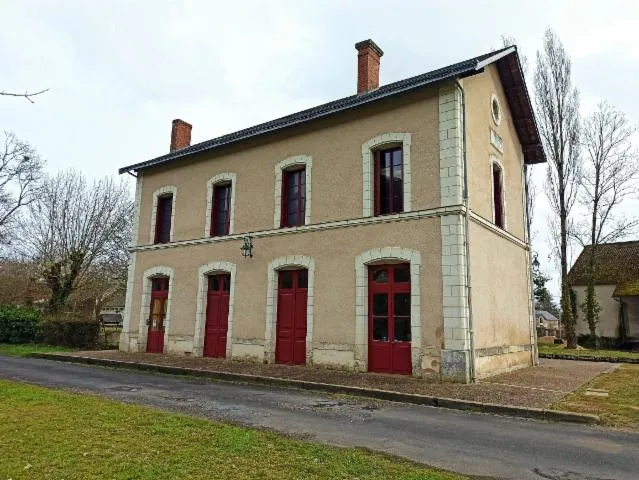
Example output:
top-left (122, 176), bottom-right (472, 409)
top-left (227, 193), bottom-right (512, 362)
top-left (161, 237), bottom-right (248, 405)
top-left (274, 155), bottom-right (312, 228)
top-left (211, 183), bottom-right (232, 236)
top-left (281, 168), bottom-right (306, 227)
top-left (361, 133), bottom-right (412, 218)
top-left (492, 160), bottom-right (505, 229)
top-left (155, 194), bottom-right (173, 244)
top-left (205, 173), bottom-right (236, 238)
top-left (374, 146), bottom-right (403, 215)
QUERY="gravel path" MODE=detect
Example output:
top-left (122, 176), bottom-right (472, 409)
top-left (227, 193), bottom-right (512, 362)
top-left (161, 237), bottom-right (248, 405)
top-left (65, 350), bottom-right (613, 408)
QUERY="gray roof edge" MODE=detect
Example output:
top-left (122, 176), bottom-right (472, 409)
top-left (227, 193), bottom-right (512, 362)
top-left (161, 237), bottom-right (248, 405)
top-left (119, 46), bottom-right (517, 174)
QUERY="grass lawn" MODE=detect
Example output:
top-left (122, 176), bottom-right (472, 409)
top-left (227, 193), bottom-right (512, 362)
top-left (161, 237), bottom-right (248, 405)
top-left (552, 364), bottom-right (639, 430)
top-left (0, 380), bottom-right (471, 480)
top-left (538, 344), bottom-right (639, 360)
top-left (0, 343), bottom-right (73, 357)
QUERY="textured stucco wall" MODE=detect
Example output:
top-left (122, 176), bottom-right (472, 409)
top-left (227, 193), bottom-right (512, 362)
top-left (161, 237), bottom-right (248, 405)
top-left (135, 86), bottom-right (440, 245)
top-left (468, 221), bottom-right (532, 376)
top-left (127, 217), bottom-right (443, 373)
top-left (464, 64), bottom-right (526, 240)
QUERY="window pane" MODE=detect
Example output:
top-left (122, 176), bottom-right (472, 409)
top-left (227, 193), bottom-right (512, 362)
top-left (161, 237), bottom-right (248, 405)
top-left (394, 293), bottom-right (410, 316)
top-left (394, 266), bottom-right (410, 283)
top-left (394, 317), bottom-right (411, 342)
top-left (372, 317), bottom-right (389, 341)
top-left (373, 293), bottom-right (388, 316)
top-left (372, 269), bottom-right (388, 283)
top-left (222, 274), bottom-right (231, 292)
top-left (209, 275), bottom-right (220, 292)
top-left (280, 271), bottom-right (294, 289)
top-left (156, 195), bottom-right (172, 243)
top-left (392, 148), bottom-right (402, 166)
top-left (297, 270), bottom-right (308, 289)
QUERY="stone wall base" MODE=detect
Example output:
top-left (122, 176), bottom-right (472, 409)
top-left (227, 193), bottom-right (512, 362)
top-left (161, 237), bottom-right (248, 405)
top-left (475, 349), bottom-right (531, 379)
top-left (440, 349), bottom-right (471, 382)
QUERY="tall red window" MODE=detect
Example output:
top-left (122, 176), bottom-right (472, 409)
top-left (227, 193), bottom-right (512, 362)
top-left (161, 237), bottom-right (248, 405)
top-left (281, 168), bottom-right (306, 227)
top-left (154, 194), bottom-right (173, 244)
top-left (374, 146), bottom-right (403, 215)
top-left (211, 183), bottom-right (231, 236)
top-left (492, 163), bottom-right (504, 228)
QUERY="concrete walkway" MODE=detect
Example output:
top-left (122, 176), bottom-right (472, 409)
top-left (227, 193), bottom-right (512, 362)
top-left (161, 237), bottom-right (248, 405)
top-left (1, 355), bottom-right (637, 480)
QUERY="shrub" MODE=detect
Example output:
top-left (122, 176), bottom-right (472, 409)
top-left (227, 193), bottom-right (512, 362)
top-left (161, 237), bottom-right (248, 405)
top-left (39, 313), bottom-right (100, 348)
top-left (0, 305), bottom-right (41, 344)
top-left (577, 334), bottom-right (619, 349)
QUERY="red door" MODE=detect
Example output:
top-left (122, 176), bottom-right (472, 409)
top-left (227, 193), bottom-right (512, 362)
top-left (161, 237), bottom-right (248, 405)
top-left (203, 274), bottom-right (230, 358)
top-left (147, 277), bottom-right (169, 353)
top-left (275, 269), bottom-right (307, 364)
top-left (368, 264), bottom-right (412, 375)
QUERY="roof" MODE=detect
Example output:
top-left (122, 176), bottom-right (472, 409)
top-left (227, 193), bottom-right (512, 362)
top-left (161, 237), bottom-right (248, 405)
top-left (568, 241), bottom-right (639, 285)
top-left (535, 310), bottom-right (558, 321)
top-left (119, 45), bottom-right (545, 174)
top-left (613, 280), bottom-right (639, 297)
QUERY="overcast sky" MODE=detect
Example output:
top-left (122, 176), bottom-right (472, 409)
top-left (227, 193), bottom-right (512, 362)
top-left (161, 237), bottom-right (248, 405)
top-left (2, 0), bottom-right (638, 295)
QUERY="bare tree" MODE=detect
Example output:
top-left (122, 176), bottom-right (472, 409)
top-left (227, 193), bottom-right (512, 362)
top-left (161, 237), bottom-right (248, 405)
top-left (575, 102), bottom-right (638, 343)
top-left (534, 28), bottom-right (581, 348)
top-left (0, 88), bottom-right (49, 104)
top-left (0, 132), bottom-right (45, 245)
top-left (19, 170), bottom-right (133, 313)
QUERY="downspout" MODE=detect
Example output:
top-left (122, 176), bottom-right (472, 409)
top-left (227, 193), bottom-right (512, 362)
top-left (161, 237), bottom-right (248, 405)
top-left (454, 79), bottom-right (476, 382)
top-left (524, 164), bottom-right (538, 366)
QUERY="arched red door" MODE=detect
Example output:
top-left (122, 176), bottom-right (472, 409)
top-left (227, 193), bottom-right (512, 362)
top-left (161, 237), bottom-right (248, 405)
top-left (368, 264), bottom-right (412, 374)
top-left (147, 277), bottom-right (169, 353)
top-left (203, 273), bottom-right (230, 358)
top-left (275, 269), bottom-right (307, 364)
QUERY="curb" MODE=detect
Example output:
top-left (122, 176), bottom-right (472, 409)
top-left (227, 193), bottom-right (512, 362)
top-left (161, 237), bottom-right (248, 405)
top-left (540, 353), bottom-right (639, 364)
top-left (28, 352), bottom-right (599, 425)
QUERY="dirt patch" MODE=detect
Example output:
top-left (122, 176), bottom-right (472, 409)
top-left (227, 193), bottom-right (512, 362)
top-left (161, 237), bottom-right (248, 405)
top-left (65, 351), bottom-right (613, 409)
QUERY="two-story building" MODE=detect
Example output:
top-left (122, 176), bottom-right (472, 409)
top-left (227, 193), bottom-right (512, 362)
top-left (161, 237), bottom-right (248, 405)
top-left (118, 40), bottom-right (545, 382)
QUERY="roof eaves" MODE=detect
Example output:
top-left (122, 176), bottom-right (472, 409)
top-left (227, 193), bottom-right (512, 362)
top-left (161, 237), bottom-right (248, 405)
top-left (118, 45), bottom-right (526, 174)
top-left (118, 60), bottom-right (482, 174)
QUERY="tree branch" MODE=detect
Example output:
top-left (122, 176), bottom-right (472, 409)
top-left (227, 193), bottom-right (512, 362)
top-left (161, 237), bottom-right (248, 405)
top-left (0, 89), bottom-right (50, 104)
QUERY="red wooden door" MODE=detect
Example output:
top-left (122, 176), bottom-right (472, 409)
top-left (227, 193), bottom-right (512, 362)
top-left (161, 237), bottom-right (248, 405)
top-left (275, 269), bottom-right (307, 364)
top-left (368, 264), bottom-right (412, 375)
top-left (203, 274), bottom-right (230, 358)
top-left (147, 277), bottom-right (169, 353)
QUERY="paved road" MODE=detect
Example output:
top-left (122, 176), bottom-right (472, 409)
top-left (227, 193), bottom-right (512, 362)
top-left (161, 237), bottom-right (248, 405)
top-left (1, 356), bottom-right (638, 480)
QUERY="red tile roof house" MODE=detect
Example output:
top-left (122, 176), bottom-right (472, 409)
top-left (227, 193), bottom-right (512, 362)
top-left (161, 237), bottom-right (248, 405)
top-left (118, 40), bottom-right (545, 382)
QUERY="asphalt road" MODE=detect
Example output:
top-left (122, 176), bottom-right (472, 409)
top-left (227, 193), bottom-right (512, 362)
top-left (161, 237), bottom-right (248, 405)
top-left (1, 356), bottom-right (638, 480)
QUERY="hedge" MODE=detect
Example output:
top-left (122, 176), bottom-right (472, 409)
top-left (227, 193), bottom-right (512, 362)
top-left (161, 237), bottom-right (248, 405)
top-left (0, 306), bottom-right (41, 344)
top-left (39, 317), bottom-right (100, 348)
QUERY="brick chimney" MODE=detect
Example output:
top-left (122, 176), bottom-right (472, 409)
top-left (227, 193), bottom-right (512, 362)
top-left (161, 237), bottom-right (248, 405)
top-left (355, 39), bottom-right (384, 94)
top-left (170, 119), bottom-right (192, 152)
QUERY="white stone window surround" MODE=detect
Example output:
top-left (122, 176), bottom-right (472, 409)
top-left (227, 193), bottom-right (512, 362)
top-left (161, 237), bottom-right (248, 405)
top-left (361, 133), bottom-right (412, 217)
top-left (264, 255), bottom-right (315, 364)
top-left (354, 247), bottom-right (422, 375)
top-left (137, 265), bottom-right (175, 353)
top-left (149, 185), bottom-right (177, 244)
top-left (204, 173), bottom-right (237, 237)
top-left (193, 261), bottom-right (237, 358)
top-left (490, 154), bottom-right (507, 230)
top-left (274, 155), bottom-right (312, 228)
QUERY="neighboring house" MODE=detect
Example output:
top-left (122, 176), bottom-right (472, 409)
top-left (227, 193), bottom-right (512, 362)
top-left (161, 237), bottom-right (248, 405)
top-left (118, 40), bottom-right (545, 382)
top-left (568, 241), bottom-right (639, 340)
top-left (535, 310), bottom-right (560, 337)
